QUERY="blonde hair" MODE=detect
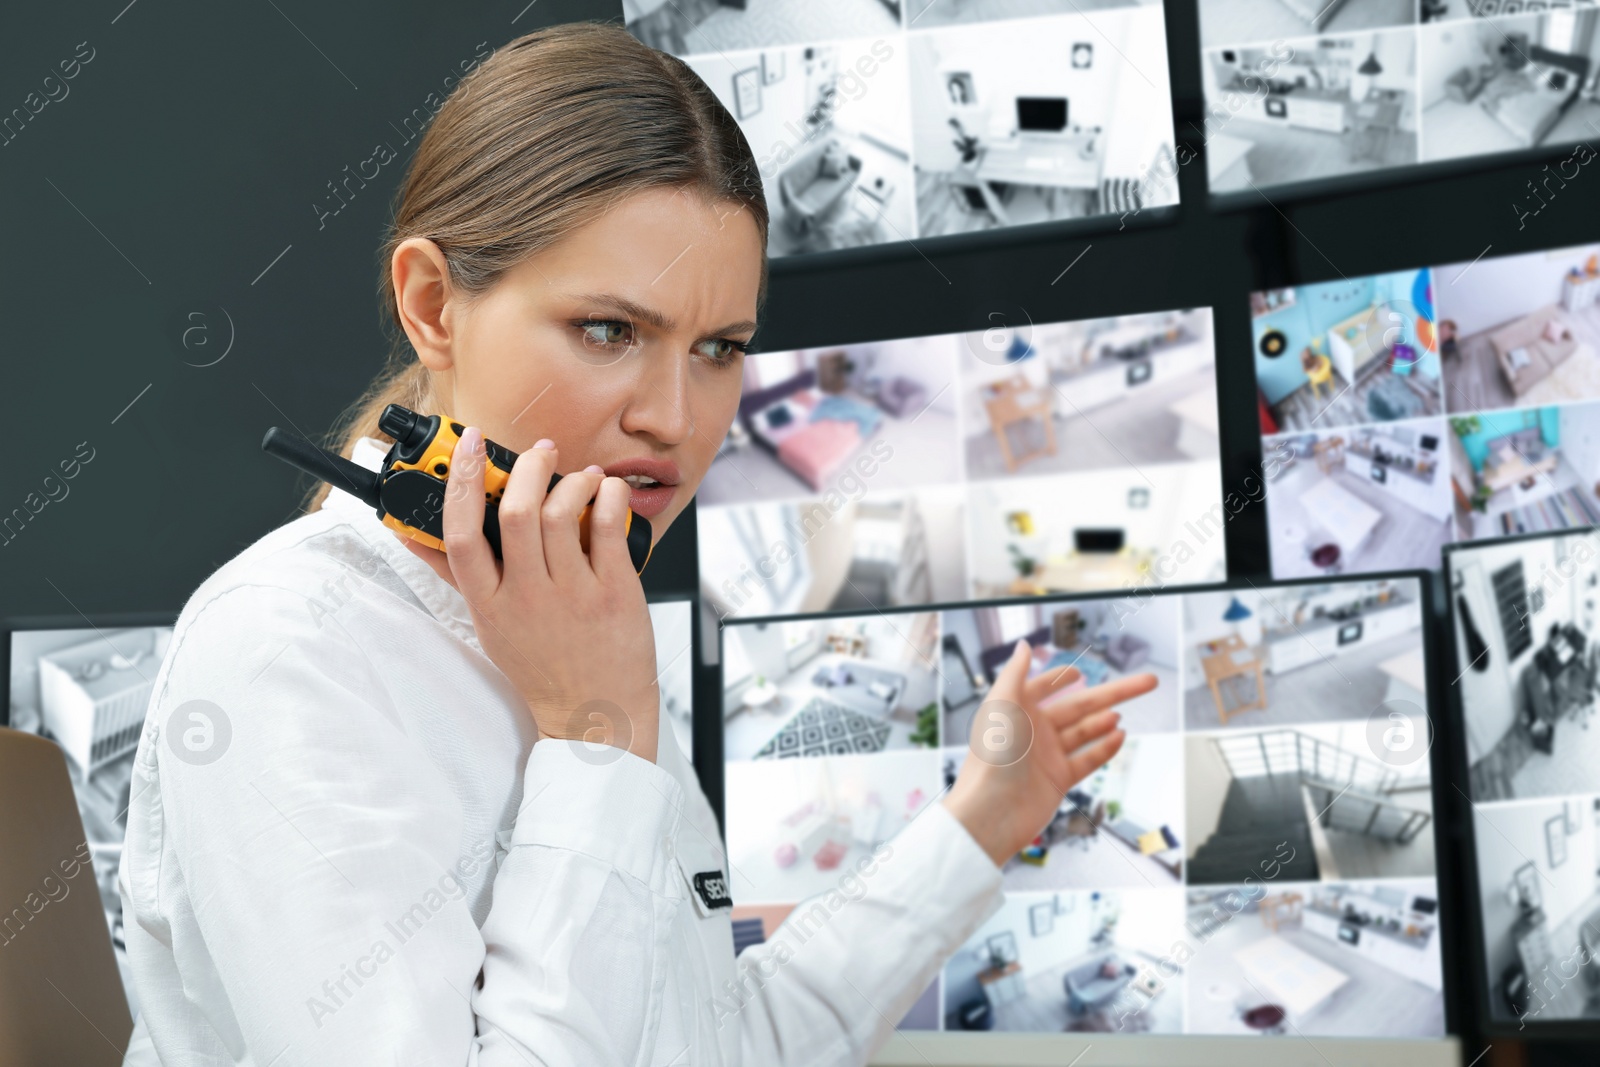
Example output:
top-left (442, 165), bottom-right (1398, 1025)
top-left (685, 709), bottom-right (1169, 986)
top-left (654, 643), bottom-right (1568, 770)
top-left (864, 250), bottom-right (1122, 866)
top-left (305, 21), bottom-right (768, 511)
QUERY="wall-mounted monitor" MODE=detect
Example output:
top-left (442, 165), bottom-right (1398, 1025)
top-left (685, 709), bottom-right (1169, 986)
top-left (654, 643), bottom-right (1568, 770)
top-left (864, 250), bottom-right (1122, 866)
top-left (1196, 4), bottom-right (1600, 201)
top-left (699, 307), bottom-right (1226, 621)
top-left (718, 573), bottom-right (1461, 1063)
top-left (4, 615), bottom-right (177, 1030)
top-left (1253, 239), bottom-right (1600, 579)
top-left (623, 0), bottom-right (1180, 258)
top-left (1445, 527), bottom-right (1600, 1034)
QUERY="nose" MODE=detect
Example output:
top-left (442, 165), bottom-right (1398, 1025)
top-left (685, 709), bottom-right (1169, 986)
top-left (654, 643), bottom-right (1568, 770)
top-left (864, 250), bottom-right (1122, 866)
top-left (619, 342), bottom-right (693, 447)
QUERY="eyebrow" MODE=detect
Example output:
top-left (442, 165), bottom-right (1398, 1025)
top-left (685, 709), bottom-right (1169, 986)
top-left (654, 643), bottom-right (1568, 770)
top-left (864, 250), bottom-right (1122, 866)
top-left (574, 293), bottom-right (757, 338)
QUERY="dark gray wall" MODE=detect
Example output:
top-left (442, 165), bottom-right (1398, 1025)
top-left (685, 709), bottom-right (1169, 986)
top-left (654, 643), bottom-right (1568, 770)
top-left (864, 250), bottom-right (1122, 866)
top-left (0, 0), bottom-right (690, 618)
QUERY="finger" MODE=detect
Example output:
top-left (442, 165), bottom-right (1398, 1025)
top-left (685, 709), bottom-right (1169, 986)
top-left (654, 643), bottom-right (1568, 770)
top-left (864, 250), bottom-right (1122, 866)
top-left (542, 466), bottom-right (607, 584)
top-left (497, 439), bottom-right (560, 583)
top-left (1056, 708), bottom-right (1121, 756)
top-left (1041, 671), bottom-right (1157, 728)
top-left (396, 532), bottom-right (458, 591)
top-left (439, 426), bottom-right (499, 602)
top-left (970, 639), bottom-right (1035, 748)
top-left (987, 639), bottom-right (1034, 704)
top-left (587, 475), bottom-right (638, 583)
top-left (1024, 663), bottom-right (1082, 704)
top-left (1058, 729), bottom-right (1126, 792)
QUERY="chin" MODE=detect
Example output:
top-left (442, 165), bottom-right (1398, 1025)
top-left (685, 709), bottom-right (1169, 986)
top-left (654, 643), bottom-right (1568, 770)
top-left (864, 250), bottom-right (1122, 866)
top-left (647, 507), bottom-right (681, 542)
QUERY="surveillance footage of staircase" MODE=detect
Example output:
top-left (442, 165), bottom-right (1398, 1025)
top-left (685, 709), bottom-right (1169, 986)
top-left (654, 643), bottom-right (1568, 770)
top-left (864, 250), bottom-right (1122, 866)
top-left (1188, 730), bottom-right (1435, 887)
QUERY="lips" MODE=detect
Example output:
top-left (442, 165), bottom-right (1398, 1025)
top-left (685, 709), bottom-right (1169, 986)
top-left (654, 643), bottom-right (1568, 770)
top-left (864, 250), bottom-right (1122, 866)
top-left (602, 458), bottom-right (681, 520)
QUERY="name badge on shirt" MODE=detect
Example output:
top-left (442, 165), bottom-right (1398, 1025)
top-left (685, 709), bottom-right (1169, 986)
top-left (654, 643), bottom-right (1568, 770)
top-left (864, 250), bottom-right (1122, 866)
top-left (692, 870), bottom-right (732, 914)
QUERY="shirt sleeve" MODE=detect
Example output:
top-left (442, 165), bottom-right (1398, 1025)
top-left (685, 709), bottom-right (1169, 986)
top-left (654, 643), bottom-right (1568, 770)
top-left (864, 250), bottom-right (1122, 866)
top-left (732, 801), bottom-right (1005, 1067)
top-left (130, 584), bottom-right (686, 1067)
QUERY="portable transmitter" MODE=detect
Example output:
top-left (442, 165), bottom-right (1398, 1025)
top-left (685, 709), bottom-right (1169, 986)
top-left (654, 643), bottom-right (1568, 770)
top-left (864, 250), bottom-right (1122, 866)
top-left (262, 404), bottom-right (653, 574)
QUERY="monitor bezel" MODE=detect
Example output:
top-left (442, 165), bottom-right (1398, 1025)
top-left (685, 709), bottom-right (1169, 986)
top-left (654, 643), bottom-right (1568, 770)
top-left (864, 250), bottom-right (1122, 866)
top-left (1442, 526), bottom-right (1600, 1040)
top-left (637, 591), bottom-right (710, 798)
top-left (714, 567), bottom-right (1466, 1055)
top-left (4, 596), bottom-right (711, 813)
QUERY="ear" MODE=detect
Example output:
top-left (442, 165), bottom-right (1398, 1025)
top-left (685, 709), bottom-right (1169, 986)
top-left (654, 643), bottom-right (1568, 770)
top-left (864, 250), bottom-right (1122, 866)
top-left (392, 237), bottom-right (458, 373)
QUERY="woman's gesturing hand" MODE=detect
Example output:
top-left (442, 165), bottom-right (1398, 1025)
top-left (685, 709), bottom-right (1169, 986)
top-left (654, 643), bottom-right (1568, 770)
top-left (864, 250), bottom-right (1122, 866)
top-left (397, 425), bottom-right (661, 763)
top-left (943, 640), bottom-right (1156, 868)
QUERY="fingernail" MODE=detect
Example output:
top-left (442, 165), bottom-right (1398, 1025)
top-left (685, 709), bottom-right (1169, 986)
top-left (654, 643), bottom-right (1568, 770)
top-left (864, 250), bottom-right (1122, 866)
top-left (584, 464), bottom-right (604, 474)
top-left (1014, 639), bottom-right (1029, 654)
top-left (534, 438), bottom-right (555, 450)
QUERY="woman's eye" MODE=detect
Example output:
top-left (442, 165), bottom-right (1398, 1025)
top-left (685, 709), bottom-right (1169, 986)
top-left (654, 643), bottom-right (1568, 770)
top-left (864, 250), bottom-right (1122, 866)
top-left (695, 338), bottom-right (747, 364)
top-left (579, 320), bottom-right (633, 348)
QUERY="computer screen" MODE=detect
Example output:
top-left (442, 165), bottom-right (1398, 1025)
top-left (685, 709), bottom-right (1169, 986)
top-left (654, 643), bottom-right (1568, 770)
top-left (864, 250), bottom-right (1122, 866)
top-left (623, 1), bottom-right (1179, 257)
top-left (5, 620), bottom-right (175, 1025)
top-left (699, 307), bottom-right (1226, 621)
top-left (1017, 96), bottom-right (1068, 132)
top-left (1255, 239), bottom-right (1600, 580)
top-left (1195, 4), bottom-right (1600, 201)
top-left (720, 573), bottom-right (1451, 1046)
top-left (1445, 528), bottom-right (1600, 1032)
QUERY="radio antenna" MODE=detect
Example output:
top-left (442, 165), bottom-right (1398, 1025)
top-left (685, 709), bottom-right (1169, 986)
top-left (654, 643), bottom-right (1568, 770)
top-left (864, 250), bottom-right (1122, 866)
top-left (261, 426), bottom-right (383, 510)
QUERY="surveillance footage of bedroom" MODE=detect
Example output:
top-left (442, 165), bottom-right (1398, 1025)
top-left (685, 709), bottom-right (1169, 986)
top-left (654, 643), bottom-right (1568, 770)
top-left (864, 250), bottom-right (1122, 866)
top-left (699, 307), bottom-right (1226, 619)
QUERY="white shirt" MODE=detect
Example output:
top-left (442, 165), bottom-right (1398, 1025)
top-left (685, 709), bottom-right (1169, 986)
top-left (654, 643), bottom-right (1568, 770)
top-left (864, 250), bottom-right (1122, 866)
top-left (119, 437), bottom-right (1003, 1067)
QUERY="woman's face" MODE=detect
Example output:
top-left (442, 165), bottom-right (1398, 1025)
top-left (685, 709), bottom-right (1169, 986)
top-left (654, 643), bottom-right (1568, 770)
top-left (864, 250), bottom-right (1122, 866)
top-left (392, 187), bottom-right (763, 539)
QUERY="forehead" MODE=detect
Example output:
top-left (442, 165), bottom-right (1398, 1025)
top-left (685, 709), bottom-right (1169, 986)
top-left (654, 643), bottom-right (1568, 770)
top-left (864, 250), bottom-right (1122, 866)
top-left (510, 188), bottom-right (764, 325)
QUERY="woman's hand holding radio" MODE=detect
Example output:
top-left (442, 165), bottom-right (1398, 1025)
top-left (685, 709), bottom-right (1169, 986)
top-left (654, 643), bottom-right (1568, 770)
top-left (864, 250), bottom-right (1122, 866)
top-left (398, 425), bottom-right (662, 763)
top-left (942, 640), bottom-right (1153, 868)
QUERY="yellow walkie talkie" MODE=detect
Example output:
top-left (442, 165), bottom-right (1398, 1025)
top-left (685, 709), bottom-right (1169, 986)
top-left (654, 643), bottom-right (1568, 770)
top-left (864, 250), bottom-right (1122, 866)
top-left (262, 404), bottom-right (653, 574)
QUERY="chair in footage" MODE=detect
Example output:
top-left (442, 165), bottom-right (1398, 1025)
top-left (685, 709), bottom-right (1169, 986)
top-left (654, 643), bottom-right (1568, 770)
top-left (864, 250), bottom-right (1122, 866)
top-left (1259, 892), bottom-right (1304, 932)
top-left (1313, 435), bottom-right (1345, 475)
top-left (1063, 954), bottom-right (1136, 1014)
top-left (1578, 641), bottom-right (1600, 729)
top-left (877, 375), bottom-right (929, 418)
top-left (1103, 632), bottom-right (1151, 672)
top-left (1061, 807), bottom-right (1097, 851)
top-left (1310, 543), bottom-right (1342, 575)
top-left (1302, 349), bottom-right (1334, 403)
top-left (778, 138), bottom-right (862, 237)
top-left (0, 727), bottom-right (133, 1067)
top-left (982, 374), bottom-right (1057, 472)
top-left (1580, 914), bottom-right (1600, 989)
top-left (1241, 1004), bottom-right (1288, 1034)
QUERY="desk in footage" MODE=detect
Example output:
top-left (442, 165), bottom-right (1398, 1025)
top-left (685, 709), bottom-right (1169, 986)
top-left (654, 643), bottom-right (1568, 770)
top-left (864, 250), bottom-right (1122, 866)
top-left (968, 134), bottom-right (1103, 226)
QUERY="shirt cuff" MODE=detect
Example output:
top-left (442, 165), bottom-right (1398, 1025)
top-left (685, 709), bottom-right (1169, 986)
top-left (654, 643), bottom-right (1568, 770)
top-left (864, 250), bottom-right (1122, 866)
top-left (879, 800), bottom-right (1006, 942)
top-left (512, 738), bottom-right (686, 890)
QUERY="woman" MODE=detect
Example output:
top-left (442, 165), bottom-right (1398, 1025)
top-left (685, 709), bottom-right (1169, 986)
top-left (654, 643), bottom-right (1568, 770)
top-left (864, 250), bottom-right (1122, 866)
top-left (119, 22), bottom-right (1154, 1067)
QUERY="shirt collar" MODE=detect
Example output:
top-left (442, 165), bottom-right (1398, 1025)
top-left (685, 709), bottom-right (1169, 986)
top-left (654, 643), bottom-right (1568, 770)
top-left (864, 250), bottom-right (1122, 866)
top-left (323, 436), bottom-right (481, 649)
